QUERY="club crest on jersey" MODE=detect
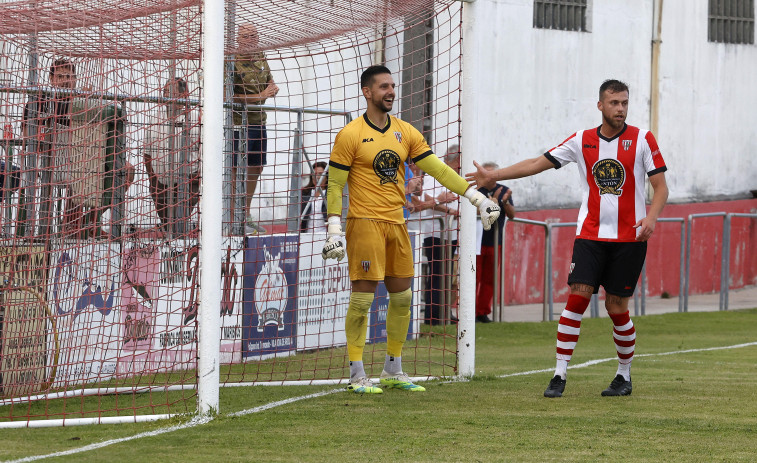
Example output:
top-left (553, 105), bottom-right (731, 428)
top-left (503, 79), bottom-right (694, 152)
top-left (361, 260), bottom-right (371, 272)
top-left (394, 131), bottom-right (402, 143)
top-left (622, 139), bottom-right (632, 151)
top-left (592, 158), bottom-right (625, 196)
top-left (373, 149), bottom-right (401, 184)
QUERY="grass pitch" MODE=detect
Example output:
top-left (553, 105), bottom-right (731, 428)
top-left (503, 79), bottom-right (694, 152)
top-left (1, 308), bottom-right (756, 462)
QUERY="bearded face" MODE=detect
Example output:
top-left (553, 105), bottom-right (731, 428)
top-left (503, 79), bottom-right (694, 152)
top-left (598, 90), bottom-right (628, 131)
top-left (363, 72), bottom-right (395, 114)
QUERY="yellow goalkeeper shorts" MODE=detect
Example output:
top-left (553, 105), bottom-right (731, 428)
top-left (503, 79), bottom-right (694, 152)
top-left (346, 218), bottom-right (414, 281)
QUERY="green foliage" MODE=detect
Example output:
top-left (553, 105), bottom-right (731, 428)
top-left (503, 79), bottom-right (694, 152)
top-left (1, 309), bottom-right (756, 462)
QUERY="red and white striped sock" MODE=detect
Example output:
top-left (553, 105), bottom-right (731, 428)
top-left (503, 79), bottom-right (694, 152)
top-left (609, 310), bottom-right (635, 381)
top-left (555, 294), bottom-right (591, 379)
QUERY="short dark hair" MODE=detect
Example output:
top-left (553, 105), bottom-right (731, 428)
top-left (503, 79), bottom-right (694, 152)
top-left (599, 79), bottom-right (629, 100)
top-left (305, 161), bottom-right (328, 192)
top-left (50, 58), bottom-right (75, 78)
top-left (169, 77), bottom-right (188, 94)
top-left (360, 65), bottom-right (391, 88)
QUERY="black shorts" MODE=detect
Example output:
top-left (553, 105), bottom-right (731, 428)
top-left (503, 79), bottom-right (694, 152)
top-left (567, 238), bottom-right (647, 298)
top-left (233, 125), bottom-right (268, 167)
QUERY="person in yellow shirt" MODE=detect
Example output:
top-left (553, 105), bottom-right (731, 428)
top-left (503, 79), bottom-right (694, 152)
top-left (322, 65), bottom-right (501, 394)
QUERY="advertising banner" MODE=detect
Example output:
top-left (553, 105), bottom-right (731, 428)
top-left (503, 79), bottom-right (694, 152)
top-left (219, 238), bottom-right (244, 364)
top-left (118, 238), bottom-right (198, 375)
top-left (243, 235), bottom-right (299, 360)
top-left (47, 241), bottom-right (121, 388)
top-left (0, 246), bottom-right (49, 398)
top-left (108, 235), bottom-right (243, 378)
top-left (296, 234), bottom-right (350, 351)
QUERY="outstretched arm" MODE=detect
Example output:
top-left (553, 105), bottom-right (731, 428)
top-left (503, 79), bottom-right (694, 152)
top-left (465, 155), bottom-right (555, 190)
top-left (413, 152), bottom-right (501, 230)
top-left (413, 152), bottom-right (470, 195)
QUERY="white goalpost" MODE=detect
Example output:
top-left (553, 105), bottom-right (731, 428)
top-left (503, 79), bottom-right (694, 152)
top-left (197, 0), bottom-right (224, 417)
top-left (457, 0), bottom-right (479, 379)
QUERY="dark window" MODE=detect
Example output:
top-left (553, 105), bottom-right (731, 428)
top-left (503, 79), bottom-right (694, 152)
top-left (708, 0), bottom-right (755, 44)
top-left (533, 0), bottom-right (588, 32)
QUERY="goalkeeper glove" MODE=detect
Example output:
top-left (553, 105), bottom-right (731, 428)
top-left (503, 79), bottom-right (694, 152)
top-left (322, 216), bottom-right (346, 261)
top-left (465, 188), bottom-right (501, 231)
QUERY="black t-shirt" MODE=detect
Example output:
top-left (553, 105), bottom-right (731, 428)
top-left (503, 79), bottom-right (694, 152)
top-left (479, 183), bottom-right (513, 246)
top-left (0, 160), bottom-right (20, 198)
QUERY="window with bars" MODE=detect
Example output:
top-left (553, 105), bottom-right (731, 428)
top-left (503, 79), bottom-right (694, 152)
top-left (533, 0), bottom-right (588, 32)
top-left (708, 0), bottom-right (755, 44)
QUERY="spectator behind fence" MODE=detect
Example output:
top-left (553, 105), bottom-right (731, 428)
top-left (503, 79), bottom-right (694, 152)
top-left (0, 161), bottom-right (20, 202)
top-left (22, 58), bottom-right (76, 178)
top-left (300, 161), bottom-right (328, 232)
top-left (405, 160), bottom-right (424, 219)
top-left (404, 161), bottom-right (433, 322)
top-left (474, 162), bottom-right (515, 323)
top-left (232, 23), bottom-right (279, 235)
top-left (143, 77), bottom-right (200, 235)
top-left (418, 144), bottom-right (463, 324)
top-left (22, 59), bottom-right (133, 238)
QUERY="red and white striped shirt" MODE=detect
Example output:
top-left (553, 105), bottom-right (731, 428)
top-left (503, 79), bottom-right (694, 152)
top-left (545, 124), bottom-right (667, 242)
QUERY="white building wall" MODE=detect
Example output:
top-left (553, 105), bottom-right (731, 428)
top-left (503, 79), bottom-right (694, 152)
top-left (464, 0), bottom-right (757, 209)
top-left (658, 0), bottom-right (757, 202)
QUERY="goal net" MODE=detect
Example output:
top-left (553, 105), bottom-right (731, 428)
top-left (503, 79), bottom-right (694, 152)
top-left (0, 0), bottom-right (463, 426)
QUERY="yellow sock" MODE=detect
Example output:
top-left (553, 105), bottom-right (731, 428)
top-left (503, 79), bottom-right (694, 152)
top-left (345, 292), bottom-right (374, 362)
top-left (386, 288), bottom-right (412, 358)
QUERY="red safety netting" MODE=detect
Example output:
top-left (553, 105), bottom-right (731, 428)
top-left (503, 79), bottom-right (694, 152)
top-left (0, 0), bottom-right (462, 425)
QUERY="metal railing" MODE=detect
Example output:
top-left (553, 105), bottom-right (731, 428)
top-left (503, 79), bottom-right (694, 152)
top-left (491, 217), bottom-right (577, 321)
top-left (495, 217), bottom-right (547, 320)
top-left (684, 212), bottom-right (728, 311)
top-left (224, 102), bottom-right (352, 235)
top-left (629, 218), bottom-right (685, 316)
top-left (1, 85), bottom-right (353, 236)
top-left (657, 217), bottom-right (686, 313)
top-left (722, 213), bottom-right (757, 310)
top-left (492, 215), bottom-right (695, 321)
top-left (492, 224), bottom-right (501, 321)
top-left (683, 212), bottom-right (757, 312)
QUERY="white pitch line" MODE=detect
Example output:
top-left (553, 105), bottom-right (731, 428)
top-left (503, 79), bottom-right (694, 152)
top-left (2, 415), bottom-right (212, 463)
top-left (6, 341), bottom-right (756, 462)
top-left (228, 388), bottom-right (342, 417)
top-left (2, 389), bottom-right (340, 463)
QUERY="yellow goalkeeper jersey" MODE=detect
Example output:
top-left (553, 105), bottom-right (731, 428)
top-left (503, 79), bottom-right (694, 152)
top-left (329, 113), bottom-right (433, 224)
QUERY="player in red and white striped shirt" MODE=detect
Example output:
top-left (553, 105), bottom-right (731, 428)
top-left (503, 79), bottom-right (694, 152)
top-left (467, 79), bottom-right (669, 397)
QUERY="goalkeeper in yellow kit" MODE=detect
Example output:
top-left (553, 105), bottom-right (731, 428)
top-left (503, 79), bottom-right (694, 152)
top-left (323, 65), bottom-right (501, 394)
